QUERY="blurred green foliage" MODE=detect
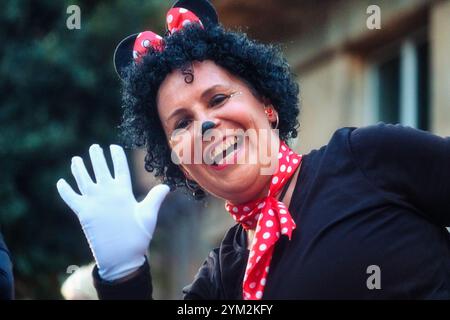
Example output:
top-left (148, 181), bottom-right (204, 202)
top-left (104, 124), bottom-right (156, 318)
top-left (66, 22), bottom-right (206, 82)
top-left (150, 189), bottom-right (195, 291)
top-left (0, 0), bottom-right (170, 298)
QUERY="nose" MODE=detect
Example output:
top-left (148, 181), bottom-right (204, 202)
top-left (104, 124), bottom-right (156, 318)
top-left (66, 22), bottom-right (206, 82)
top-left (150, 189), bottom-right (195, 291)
top-left (201, 120), bottom-right (216, 136)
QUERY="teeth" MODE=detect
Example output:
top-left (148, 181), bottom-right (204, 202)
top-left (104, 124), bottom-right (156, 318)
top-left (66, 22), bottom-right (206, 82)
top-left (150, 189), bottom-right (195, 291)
top-left (210, 136), bottom-right (238, 160)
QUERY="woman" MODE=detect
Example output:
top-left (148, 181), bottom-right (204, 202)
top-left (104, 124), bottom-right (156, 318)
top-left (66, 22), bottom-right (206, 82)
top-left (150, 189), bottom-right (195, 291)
top-left (56, 0), bottom-right (450, 299)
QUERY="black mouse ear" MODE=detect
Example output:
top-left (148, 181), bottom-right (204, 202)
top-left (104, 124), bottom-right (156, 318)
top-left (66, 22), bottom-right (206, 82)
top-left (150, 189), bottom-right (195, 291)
top-left (113, 33), bottom-right (139, 80)
top-left (170, 0), bottom-right (218, 28)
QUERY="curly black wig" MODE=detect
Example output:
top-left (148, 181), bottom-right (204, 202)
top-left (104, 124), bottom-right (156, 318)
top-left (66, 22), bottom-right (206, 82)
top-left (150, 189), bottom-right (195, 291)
top-left (120, 23), bottom-right (300, 195)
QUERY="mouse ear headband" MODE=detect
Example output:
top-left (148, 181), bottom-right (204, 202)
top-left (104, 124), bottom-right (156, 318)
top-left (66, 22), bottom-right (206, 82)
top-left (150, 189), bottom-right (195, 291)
top-left (113, 0), bottom-right (219, 80)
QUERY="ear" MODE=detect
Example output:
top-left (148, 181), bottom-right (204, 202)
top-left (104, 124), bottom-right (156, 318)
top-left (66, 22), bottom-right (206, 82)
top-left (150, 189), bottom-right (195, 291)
top-left (264, 106), bottom-right (279, 125)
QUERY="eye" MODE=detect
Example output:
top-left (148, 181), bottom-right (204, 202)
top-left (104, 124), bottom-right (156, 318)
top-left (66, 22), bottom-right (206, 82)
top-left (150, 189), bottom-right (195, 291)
top-left (174, 118), bottom-right (192, 130)
top-left (209, 94), bottom-right (230, 107)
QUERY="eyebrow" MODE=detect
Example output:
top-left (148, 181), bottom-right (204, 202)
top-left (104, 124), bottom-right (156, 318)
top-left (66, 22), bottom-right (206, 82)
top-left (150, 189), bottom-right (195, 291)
top-left (166, 84), bottom-right (229, 123)
top-left (200, 84), bottom-right (227, 101)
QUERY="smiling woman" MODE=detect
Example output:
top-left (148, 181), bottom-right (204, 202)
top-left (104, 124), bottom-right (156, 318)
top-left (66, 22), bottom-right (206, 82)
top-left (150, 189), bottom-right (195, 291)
top-left (56, 0), bottom-right (450, 300)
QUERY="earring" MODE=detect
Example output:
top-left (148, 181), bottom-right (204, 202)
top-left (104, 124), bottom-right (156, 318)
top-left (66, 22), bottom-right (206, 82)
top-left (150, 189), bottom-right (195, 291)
top-left (185, 179), bottom-right (205, 200)
top-left (264, 108), bottom-right (279, 129)
top-left (273, 113), bottom-right (279, 129)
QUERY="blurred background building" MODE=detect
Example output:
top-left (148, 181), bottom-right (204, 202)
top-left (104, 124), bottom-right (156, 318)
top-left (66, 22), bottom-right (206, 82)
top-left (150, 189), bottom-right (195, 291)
top-left (0, 0), bottom-right (448, 299)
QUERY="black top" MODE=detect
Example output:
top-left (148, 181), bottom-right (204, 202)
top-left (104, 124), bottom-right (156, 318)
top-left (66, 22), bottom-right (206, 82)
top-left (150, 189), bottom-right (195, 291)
top-left (93, 123), bottom-right (450, 299)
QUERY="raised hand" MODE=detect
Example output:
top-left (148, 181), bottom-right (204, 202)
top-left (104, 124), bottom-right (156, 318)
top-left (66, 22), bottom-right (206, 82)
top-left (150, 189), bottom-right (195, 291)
top-left (56, 144), bottom-right (170, 281)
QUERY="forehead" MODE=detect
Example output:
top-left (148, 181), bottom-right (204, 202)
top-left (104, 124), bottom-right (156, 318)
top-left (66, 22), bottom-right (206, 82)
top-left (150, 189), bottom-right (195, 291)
top-left (157, 60), bottom-right (235, 108)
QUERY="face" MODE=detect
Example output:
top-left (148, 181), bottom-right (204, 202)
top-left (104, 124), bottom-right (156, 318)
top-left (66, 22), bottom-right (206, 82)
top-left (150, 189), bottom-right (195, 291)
top-left (157, 60), bottom-right (279, 204)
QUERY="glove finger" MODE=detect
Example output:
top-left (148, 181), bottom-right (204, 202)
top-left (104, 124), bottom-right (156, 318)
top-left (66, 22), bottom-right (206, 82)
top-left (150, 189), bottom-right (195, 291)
top-left (109, 145), bottom-right (132, 187)
top-left (138, 184), bottom-right (170, 235)
top-left (56, 178), bottom-right (83, 215)
top-left (71, 156), bottom-right (94, 195)
top-left (89, 144), bottom-right (112, 184)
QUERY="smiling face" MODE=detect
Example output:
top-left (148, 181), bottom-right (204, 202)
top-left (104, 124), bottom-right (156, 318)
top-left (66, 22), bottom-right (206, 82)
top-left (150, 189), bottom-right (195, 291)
top-left (157, 60), bottom-right (279, 204)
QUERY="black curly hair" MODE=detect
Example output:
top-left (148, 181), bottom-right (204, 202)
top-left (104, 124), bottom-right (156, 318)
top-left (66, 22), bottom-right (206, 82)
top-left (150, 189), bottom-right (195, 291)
top-left (120, 23), bottom-right (300, 195)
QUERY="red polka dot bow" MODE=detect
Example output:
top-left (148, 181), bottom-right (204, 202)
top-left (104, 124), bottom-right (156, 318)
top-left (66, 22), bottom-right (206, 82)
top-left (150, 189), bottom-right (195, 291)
top-left (225, 141), bottom-right (302, 300)
top-left (132, 7), bottom-right (203, 62)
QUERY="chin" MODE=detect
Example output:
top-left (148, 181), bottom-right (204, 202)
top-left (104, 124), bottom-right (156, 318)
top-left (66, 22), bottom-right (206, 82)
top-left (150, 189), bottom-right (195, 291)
top-left (205, 163), bottom-right (265, 202)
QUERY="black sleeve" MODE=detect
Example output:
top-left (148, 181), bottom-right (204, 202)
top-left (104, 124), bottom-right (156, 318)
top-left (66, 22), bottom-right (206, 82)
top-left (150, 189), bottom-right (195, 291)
top-left (350, 123), bottom-right (450, 226)
top-left (93, 258), bottom-right (153, 300)
top-left (0, 233), bottom-right (14, 300)
top-left (93, 251), bottom-right (221, 300)
top-left (182, 248), bottom-right (221, 299)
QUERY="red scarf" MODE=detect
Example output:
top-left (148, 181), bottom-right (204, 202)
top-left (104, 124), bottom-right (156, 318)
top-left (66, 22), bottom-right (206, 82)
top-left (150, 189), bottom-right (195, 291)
top-left (225, 141), bottom-right (302, 300)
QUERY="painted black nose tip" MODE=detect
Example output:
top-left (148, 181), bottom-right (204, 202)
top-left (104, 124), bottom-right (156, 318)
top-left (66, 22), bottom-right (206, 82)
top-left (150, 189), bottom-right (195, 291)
top-left (201, 121), bottom-right (216, 136)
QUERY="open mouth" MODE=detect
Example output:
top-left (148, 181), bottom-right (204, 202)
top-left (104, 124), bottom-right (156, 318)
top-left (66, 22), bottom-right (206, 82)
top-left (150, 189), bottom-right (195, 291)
top-left (206, 135), bottom-right (243, 167)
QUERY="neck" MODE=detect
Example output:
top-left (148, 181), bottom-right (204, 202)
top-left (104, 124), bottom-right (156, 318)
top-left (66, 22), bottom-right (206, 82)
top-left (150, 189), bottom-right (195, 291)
top-left (246, 163), bottom-right (302, 249)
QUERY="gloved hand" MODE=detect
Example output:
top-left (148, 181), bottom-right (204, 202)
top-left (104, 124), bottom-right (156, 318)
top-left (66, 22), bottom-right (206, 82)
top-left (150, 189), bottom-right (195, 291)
top-left (56, 144), bottom-right (170, 281)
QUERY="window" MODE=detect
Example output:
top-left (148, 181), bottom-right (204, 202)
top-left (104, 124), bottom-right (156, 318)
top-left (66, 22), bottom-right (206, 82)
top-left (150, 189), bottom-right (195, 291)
top-left (365, 33), bottom-right (430, 130)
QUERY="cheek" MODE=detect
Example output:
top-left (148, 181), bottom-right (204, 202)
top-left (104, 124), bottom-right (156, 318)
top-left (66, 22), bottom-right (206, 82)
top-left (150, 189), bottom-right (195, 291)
top-left (223, 101), bottom-right (267, 130)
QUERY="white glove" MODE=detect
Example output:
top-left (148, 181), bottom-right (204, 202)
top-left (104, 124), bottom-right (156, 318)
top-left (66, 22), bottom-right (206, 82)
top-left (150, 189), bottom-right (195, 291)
top-left (56, 144), bottom-right (170, 281)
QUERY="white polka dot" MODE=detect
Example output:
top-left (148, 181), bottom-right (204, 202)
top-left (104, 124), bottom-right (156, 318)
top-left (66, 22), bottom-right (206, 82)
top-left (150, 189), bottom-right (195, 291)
top-left (257, 202), bottom-right (265, 209)
top-left (142, 39), bottom-right (150, 48)
top-left (249, 282), bottom-right (256, 289)
top-left (281, 145), bottom-right (286, 151)
top-left (268, 209), bottom-right (274, 216)
top-left (256, 291), bottom-right (263, 299)
top-left (245, 292), bottom-right (251, 299)
top-left (260, 278), bottom-right (266, 286)
top-left (259, 244), bottom-right (267, 251)
top-left (278, 152), bottom-right (282, 159)
top-left (287, 166), bottom-right (292, 173)
top-left (256, 256), bottom-right (261, 263)
top-left (263, 232), bottom-right (270, 239)
top-left (266, 220), bottom-right (273, 227)
top-left (280, 164), bottom-right (286, 172)
top-left (133, 51), bottom-right (139, 59)
top-left (167, 14), bottom-right (173, 23)
top-left (286, 156), bottom-right (290, 162)
top-left (282, 227), bottom-right (288, 234)
top-left (289, 151), bottom-right (293, 155)
top-left (179, 8), bottom-right (188, 13)
top-left (279, 209), bottom-right (287, 214)
top-left (244, 206), bottom-right (250, 212)
top-left (293, 158), bottom-right (299, 164)
top-left (265, 267), bottom-right (270, 272)
top-left (182, 19), bottom-right (191, 27)
top-left (281, 217), bottom-right (288, 224)
top-left (272, 177), bottom-right (279, 184)
top-left (232, 207), bottom-right (238, 213)
top-left (254, 213), bottom-right (261, 221)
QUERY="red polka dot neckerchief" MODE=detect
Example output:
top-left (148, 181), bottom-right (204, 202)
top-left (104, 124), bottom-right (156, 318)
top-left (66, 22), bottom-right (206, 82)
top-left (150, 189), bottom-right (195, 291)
top-left (132, 7), bottom-right (203, 62)
top-left (225, 141), bottom-right (302, 300)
